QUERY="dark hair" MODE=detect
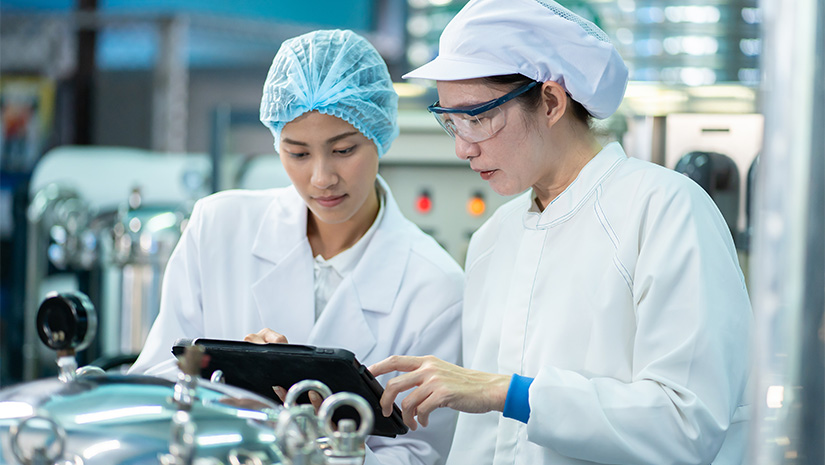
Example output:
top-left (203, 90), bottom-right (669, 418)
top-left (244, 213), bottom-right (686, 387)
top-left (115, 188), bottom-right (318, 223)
top-left (481, 74), bottom-right (593, 128)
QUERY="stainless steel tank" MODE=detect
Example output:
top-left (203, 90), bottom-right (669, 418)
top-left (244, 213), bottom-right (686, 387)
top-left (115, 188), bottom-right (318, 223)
top-left (2, 292), bottom-right (374, 465)
top-left (0, 374), bottom-right (288, 465)
top-left (110, 187), bottom-right (189, 356)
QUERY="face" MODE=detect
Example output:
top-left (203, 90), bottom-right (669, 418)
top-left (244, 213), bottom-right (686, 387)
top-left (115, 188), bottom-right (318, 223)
top-left (279, 111), bottom-right (379, 227)
top-left (436, 79), bottom-right (550, 197)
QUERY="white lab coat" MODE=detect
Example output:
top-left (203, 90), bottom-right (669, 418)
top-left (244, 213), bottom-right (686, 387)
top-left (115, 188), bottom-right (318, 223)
top-left (130, 176), bottom-right (463, 465)
top-left (447, 142), bottom-right (752, 465)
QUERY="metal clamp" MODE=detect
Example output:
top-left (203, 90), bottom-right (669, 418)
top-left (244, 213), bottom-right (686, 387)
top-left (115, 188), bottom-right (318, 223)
top-left (173, 372), bottom-right (198, 409)
top-left (275, 404), bottom-right (325, 464)
top-left (10, 415), bottom-right (67, 465)
top-left (159, 410), bottom-right (197, 465)
top-left (227, 449), bottom-right (267, 465)
top-left (317, 393), bottom-right (373, 441)
top-left (209, 369), bottom-right (225, 384)
top-left (284, 380), bottom-right (333, 409)
top-left (317, 392), bottom-right (372, 462)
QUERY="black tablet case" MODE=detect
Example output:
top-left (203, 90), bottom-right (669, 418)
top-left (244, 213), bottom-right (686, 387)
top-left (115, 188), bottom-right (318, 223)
top-left (171, 338), bottom-right (408, 437)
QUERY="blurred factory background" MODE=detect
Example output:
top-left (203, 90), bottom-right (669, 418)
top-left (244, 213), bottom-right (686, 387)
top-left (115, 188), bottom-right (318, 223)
top-left (0, 0), bottom-right (770, 392)
top-left (0, 0), bottom-right (822, 462)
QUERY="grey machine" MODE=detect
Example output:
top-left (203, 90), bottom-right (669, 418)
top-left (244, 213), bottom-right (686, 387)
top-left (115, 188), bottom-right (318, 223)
top-left (674, 151), bottom-right (742, 245)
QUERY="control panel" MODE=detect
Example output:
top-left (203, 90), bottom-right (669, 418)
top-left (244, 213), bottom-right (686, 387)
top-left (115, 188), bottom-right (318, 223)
top-left (378, 163), bottom-right (516, 266)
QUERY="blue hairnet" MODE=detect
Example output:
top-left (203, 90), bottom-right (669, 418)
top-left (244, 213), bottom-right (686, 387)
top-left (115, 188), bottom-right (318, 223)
top-left (260, 29), bottom-right (399, 157)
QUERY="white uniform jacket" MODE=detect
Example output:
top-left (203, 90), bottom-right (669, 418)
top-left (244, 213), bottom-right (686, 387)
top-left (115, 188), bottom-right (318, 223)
top-left (447, 142), bottom-right (752, 465)
top-left (130, 176), bottom-right (464, 465)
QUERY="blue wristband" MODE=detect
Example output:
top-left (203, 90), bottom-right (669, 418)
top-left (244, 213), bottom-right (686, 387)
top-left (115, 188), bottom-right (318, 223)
top-left (502, 374), bottom-right (534, 424)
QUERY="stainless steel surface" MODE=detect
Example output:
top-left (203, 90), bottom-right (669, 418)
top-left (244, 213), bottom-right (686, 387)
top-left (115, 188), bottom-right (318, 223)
top-left (24, 185), bottom-right (92, 381)
top-left (21, 148), bottom-right (212, 380)
top-left (7, 291), bottom-right (375, 465)
top-left (749, 0), bottom-right (825, 463)
top-left (24, 183), bottom-right (190, 378)
top-left (0, 374), bottom-right (286, 465)
top-left (111, 190), bottom-right (189, 356)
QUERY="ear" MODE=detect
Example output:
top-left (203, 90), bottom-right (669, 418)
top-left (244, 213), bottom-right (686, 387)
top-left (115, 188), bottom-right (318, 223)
top-left (540, 81), bottom-right (568, 127)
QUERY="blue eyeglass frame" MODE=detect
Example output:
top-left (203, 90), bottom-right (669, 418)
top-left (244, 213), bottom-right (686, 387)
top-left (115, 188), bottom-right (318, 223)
top-left (427, 81), bottom-right (539, 116)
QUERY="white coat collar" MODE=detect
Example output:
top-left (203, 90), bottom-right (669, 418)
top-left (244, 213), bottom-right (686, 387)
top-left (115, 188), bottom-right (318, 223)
top-left (350, 175), bottom-right (409, 313)
top-left (250, 175), bottom-right (409, 314)
top-left (249, 185), bottom-right (315, 345)
top-left (251, 184), bottom-right (308, 264)
top-left (524, 141), bottom-right (627, 230)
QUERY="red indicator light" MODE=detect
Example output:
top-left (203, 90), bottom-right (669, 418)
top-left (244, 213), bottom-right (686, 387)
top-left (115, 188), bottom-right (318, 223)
top-left (415, 191), bottom-right (433, 214)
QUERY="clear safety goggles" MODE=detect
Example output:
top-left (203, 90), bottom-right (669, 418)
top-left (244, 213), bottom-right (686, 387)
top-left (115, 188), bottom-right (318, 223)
top-left (427, 81), bottom-right (538, 143)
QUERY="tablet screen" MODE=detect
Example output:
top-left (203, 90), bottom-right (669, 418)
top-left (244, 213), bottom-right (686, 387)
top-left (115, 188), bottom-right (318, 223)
top-left (172, 338), bottom-right (408, 437)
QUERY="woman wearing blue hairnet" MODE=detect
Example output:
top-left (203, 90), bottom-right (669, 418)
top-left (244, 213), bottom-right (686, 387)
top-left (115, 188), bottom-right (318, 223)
top-left (130, 29), bottom-right (463, 465)
top-left (369, 1), bottom-right (752, 464)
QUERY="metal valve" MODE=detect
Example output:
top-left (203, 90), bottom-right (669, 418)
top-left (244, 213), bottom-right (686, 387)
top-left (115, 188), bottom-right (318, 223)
top-left (36, 291), bottom-right (97, 353)
top-left (36, 291), bottom-right (98, 383)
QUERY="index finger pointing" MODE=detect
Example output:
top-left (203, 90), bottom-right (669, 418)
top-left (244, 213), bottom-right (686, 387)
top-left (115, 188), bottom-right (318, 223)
top-left (368, 355), bottom-right (424, 377)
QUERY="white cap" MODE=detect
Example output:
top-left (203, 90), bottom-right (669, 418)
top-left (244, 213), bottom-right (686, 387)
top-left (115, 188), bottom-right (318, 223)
top-left (403, 0), bottom-right (629, 119)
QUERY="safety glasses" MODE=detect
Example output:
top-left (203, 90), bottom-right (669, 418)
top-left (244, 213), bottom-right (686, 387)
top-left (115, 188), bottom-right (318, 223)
top-left (427, 81), bottom-right (538, 143)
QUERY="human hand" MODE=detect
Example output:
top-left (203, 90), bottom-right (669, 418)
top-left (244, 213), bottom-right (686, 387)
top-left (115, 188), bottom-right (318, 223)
top-left (217, 396), bottom-right (275, 412)
top-left (272, 386), bottom-right (325, 413)
top-left (244, 328), bottom-right (288, 344)
top-left (368, 355), bottom-right (511, 431)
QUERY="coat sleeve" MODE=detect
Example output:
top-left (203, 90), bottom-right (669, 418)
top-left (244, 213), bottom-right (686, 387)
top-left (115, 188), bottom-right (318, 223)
top-left (525, 182), bottom-right (753, 464)
top-left (128, 200), bottom-right (206, 378)
top-left (365, 273), bottom-right (463, 465)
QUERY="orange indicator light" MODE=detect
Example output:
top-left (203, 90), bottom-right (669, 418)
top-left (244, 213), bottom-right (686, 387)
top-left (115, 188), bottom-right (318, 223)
top-left (467, 195), bottom-right (486, 216)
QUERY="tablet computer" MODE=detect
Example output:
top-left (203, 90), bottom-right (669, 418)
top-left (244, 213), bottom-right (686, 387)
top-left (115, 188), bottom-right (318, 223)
top-left (171, 338), bottom-right (408, 437)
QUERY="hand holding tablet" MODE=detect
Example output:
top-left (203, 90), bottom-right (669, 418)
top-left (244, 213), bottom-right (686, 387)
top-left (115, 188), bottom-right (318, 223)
top-left (171, 338), bottom-right (408, 437)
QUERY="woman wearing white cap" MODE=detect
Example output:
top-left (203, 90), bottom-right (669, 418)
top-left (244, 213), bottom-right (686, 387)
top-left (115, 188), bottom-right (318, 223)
top-left (130, 29), bottom-right (463, 465)
top-left (369, 1), bottom-right (752, 464)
